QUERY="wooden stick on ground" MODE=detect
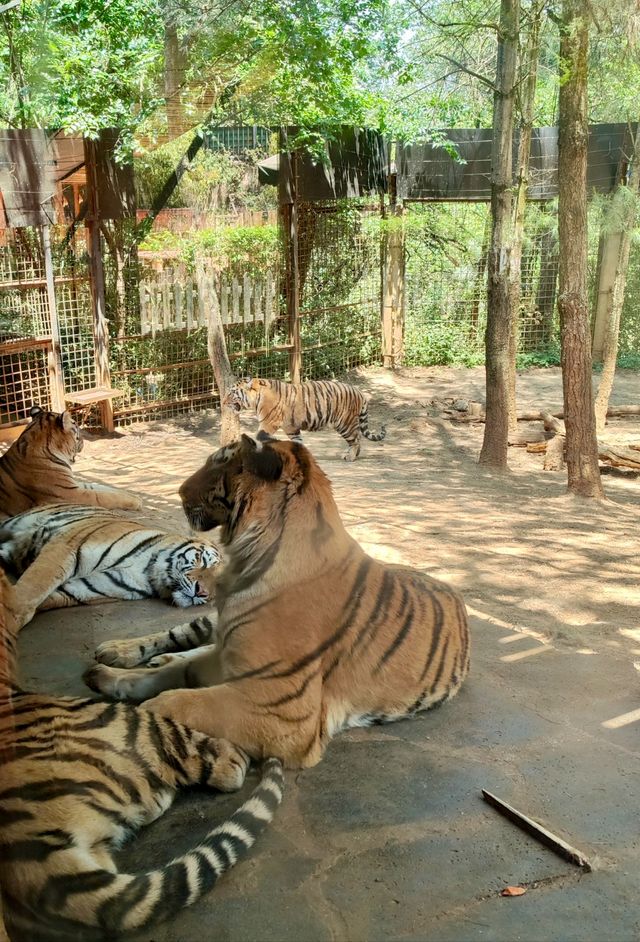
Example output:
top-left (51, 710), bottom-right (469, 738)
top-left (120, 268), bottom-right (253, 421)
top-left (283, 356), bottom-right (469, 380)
top-left (482, 789), bottom-right (593, 871)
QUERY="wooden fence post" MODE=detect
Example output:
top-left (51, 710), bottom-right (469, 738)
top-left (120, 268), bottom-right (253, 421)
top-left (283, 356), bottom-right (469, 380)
top-left (41, 225), bottom-right (66, 411)
top-left (591, 230), bottom-right (623, 362)
top-left (84, 138), bottom-right (115, 432)
top-left (381, 177), bottom-right (405, 368)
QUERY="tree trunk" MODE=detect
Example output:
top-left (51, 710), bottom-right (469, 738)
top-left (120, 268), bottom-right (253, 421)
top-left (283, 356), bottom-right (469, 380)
top-left (203, 267), bottom-right (240, 445)
top-left (594, 130), bottom-right (640, 434)
top-left (164, 24), bottom-right (188, 137)
top-left (507, 1), bottom-right (544, 431)
top-left (557, 0), bottom-right (604, 498)
top-left (479, 0), bottom-right (520, 468)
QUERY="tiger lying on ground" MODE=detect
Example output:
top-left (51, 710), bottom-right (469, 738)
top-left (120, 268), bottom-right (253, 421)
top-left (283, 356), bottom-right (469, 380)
top-left (0, 569), bottom-right (284, 942)
top-left (0, 504), bottom-right (221, 630)
top-left (0, 406), bottom-right (141, 519)
top-left (223, 377), bottom-right (386, 460)
top-left (86, 435), bottom-right (470, 769)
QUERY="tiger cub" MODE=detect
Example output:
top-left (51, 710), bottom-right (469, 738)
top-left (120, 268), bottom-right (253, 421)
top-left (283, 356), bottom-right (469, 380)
top-left (0, 569), bottom-right (284, 942)
top-left (0, 503), bottom-right (220, 630)
top-left (0, 406), bottom-right (141, 519)
top-left (223, 377), bottom-right (386, 460)
top-left (87, 435), bottom-right (470, 770)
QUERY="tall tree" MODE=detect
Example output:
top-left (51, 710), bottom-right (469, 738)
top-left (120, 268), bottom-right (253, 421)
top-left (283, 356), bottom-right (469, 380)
top-left (557, 0), bottom-right (604, 498)
top-left (479, 0), bottom-right (520, 469)
top-left (507, 0), bottom-right (545, 431)
top-left (594, 129), bottom-right (640, 433)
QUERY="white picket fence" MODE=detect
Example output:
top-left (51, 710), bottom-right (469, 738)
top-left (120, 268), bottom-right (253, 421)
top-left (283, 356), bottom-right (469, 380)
top-left (139, 265), bottom-right (278, 336)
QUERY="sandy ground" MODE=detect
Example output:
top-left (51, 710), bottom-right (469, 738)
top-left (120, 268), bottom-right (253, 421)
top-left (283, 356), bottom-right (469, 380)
top-left (71, 364), bottom-right (640, 663)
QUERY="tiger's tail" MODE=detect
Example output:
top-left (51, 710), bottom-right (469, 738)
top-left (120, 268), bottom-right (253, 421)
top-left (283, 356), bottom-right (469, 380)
top-left (6, 758), bottom-right (285, 941)
top-left (359, 405), bottom-right (386, 442)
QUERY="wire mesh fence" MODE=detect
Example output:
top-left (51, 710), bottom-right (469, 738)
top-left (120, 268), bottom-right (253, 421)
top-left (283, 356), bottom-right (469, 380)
top-left (297, 200), bottom-right (384, 380)
top-left (403, 202), bottom-right (561, 367)
top-left (0, 226), bottom-right (95, 428)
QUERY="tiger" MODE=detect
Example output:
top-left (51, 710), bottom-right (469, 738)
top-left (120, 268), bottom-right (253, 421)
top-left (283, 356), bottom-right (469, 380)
top-left (0, 568), bottom-right (284, 942)
top-left (85, 434), bottom-right (470, 770)
top-left (223, 377), bottom-right (386, 461)
top-left (0, 405), bottom-right (141, 520)
top-left (0, 503), bottom-right (221, 630)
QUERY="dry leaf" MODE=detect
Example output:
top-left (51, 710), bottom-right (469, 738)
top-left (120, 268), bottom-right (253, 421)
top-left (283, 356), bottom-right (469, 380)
top-left (501, 886), bottom-right (526, 897)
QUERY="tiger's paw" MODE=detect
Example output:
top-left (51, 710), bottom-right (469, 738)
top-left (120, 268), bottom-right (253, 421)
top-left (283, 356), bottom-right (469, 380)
top-left (117, 493), bottom-right (143, 511)
top-left (84, 663), bottom-right (150, 703)
top-left (94, 637), bottom-right (151, 668)
top-left (202, 739), bottom-right (250, 792)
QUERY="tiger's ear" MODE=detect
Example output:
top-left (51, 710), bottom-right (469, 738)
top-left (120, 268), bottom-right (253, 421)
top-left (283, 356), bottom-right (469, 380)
top-left (241, 435), bottom-right (283, 481)
top-left (59, 410), bottom-right (75, 431)
top-left (29, 405), bottom-right (43, 419)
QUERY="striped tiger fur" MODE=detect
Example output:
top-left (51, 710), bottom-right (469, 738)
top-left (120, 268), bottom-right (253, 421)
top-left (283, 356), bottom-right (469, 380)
top-left (0, 569), bottom-right (284, 942)
top-left (223, 377), bottom-right (386, 461)
top-left (86, 435), bottom-right (470, 769)
top-left (0, 406), bottom-right (141, 520)
top-left (0, 503), bottom-right (221, 630)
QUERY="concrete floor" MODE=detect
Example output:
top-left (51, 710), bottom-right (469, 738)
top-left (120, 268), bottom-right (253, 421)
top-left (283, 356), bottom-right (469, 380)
top-left (14, 392), bottom-right (640, 942)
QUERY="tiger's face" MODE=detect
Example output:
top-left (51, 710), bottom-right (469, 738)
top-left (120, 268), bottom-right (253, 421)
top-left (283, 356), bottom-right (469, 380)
top-left (222, 377), bottom-right (262, 413)
top-left (23, 405), bottom-right (83, 462)
top-left (179, 435), bottom-right (311, 535)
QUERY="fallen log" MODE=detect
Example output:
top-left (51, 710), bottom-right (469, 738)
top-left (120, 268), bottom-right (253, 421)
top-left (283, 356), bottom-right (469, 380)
top-left (525, 438), bottom-right (640, 470)
top-left (517, 405), bottom-right (640, 422)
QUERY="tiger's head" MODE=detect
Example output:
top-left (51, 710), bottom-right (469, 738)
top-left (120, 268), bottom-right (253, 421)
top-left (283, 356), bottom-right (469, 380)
top-left (18, 405), bottom-right (83, 464)
top-left (179, 434), bottom-right (329, 540)
top-left (222, 377), bottom-right (268, 413)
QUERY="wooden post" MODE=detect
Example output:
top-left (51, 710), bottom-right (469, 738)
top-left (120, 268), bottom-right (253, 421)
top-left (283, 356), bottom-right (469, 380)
top-left (84, 137), bottom-right (115, 432)
top-left (41, 225), bottom-right (66, 412)
top-left (381, 175), bottom-right (405, 368)
top-left (284, 146), bottom-right (302, 384)
top-left (591, 231), bottom-right (624, 362)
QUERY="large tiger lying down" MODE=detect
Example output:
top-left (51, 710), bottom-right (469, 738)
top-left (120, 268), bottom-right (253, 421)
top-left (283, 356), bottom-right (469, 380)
top-left (0, 406), bottom-right (141, 519)
top-left (87, 436), bottom-right (470, 769)
top-left (0, 504), bottom-right (220, 629)
top-left (0, 570), bottom-right (283, 942)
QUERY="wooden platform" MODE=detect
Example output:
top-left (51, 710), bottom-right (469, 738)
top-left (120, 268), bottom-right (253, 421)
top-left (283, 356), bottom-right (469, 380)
top-left (65, 387), bottom-right (124, 432)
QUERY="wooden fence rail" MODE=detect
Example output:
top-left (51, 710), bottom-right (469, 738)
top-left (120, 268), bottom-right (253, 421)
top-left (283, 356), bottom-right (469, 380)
top-left (139, 266), bottom-right (278, 336)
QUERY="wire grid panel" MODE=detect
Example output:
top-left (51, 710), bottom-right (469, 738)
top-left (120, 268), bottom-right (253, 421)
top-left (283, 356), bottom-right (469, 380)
top-left (403, 202), bottom-right (561, 365)
top-left (0, 342), bottom-right (52, 424)
top-left (0, 228), bottom-right (96, 427)
top-left (295, 200), bottom-right (383, 379)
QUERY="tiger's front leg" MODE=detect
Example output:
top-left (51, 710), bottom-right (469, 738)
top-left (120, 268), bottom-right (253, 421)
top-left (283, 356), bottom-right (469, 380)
top-left (85, 643), bottom-right (225, 703)
top-left (145, 682), bottom-right (325, 769)
top-left (72, 482), bottom-right (142, 512)
top-left (9, 542), bottom-right (78, 628)
top-left (94, 614), bottom-right (218, 668)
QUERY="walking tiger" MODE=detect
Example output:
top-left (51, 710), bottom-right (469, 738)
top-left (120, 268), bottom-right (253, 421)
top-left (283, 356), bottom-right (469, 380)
top-left (86, 435), bottom-right (470, 769)
top-left (0, 406), bottom-right (140, 519)
top-left (223, 377), bottom-right (386, 460)
top-left (0, 504), bottom-right (221, 629)
top-left (0, 569), bottom-right (284, 942)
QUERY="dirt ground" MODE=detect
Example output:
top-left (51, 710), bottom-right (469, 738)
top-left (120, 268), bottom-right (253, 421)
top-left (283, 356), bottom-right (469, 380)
top-left (77, 364), bottom-right (640, 662)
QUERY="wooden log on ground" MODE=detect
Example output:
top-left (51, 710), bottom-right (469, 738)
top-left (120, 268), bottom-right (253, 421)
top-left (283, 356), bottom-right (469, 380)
top-left (526, 438), bottom-right (640, 470)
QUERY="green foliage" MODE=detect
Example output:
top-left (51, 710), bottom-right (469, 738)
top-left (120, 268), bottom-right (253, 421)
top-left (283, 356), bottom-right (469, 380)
top-left (139, 222), bottom-right (279, 276)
